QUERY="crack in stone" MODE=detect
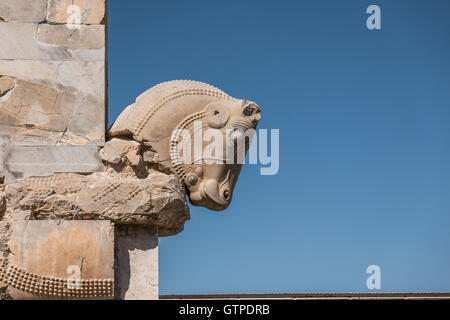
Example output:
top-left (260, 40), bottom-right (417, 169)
top-left (0, 122), bottom-right (68, 133)
top-left (44, 0), bottom-right (50, 22)
top-left (0, 87), bottom-right (14, 98)
top-left (0, 76), bottom-right (16, 98)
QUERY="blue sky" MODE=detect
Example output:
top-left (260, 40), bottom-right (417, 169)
top-left (108, 0), bottom-right (450, 294)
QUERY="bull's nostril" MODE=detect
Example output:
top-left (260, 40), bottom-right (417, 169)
top-left (223, 190), bottom-right (230, 201)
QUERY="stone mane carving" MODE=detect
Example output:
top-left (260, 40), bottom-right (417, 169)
top-left (0, 80), bottom-right (260, 299)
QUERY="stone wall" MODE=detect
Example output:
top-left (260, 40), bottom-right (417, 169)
top-left (0, 0), bottom-right (106, 182)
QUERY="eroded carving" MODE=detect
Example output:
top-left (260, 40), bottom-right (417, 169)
top-left (2, 264), bottom-right (114, 299)
top-left (0, 80), bottom-right (260, 299)
top-left (109, 80), bottom-right (261, 210)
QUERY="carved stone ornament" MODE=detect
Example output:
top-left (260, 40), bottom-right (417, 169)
top-left (109, 80), bottom-right (261, 210)
top-left (0, 80), bottom-right (260, 299)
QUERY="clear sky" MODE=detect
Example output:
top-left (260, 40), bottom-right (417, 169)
top-left (108, 0), bottom-right (450, 294)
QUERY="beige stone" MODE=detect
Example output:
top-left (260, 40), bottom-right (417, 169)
top-left (65, 95), bottom-right (105, 143)
top-left (99, 138), bottom-right (142, 166)
top-left (0, 135), bottom-right (9, 179)
top-left (0, 79), bottom-right (75, 132)
top-left (0, 0), bottom-right (47, 23)
top-left (37, 24), bottom-right (105, 51)
top-left (0, 76), bottom-right (15, 96)
top-left (0, 60), bottom-right (105, 98)
top-left (0, 78), bottom-right (104, 146)
top-left (0, 183), bottom-right (5, 217)
top-left (0, 80), bottom-right (261, 300)
top-left (46, 0), bottom-right (105, 25)
top-left (3, 170), bottom-right (189, 236)
top-left (0, 0), bottom-right (108, 301)
top-left (0, 23), bottom-right (105, 61)
top-left (115, 225), bottom-right (158, 300)
top-left (5, 221), bottom-right (114, 300)
top-left (0, 61), bottom-right (105, 147)
top-left (3, 145), bottom-right (103, 182)
top-left (2, 136), bottom-right (192, 234)
top-left (110, 80), bottom-right (261, 211)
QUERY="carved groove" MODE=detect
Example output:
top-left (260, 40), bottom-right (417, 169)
top-left (99, 185), bottom-right (142, 216)
top-left (135, 89), bottom-right (232, 137)
top-left (170, 111), bottom-right (207, 182)
top-left (21, 175), bottom-right (82, 196)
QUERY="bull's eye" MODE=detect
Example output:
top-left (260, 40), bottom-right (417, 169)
top-left (223, 190), bottom-right (230, 201)
top-left (243, 105), bottom-right (256, 116)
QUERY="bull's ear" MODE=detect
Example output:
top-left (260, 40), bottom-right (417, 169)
top-left (205, 102), bottom-right (230, 129)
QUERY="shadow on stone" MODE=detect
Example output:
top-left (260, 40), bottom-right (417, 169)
top-left (114, 225), bottom-right (158, 300)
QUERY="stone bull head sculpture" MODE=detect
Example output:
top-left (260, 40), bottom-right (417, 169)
top-left (106, 80), bottom-right (261, 211)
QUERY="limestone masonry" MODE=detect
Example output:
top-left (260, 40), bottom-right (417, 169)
top-left (0, 0), bottom-right (108, 300)
top-left (0, 0), bottom-right (106, 182)
top-left (0, 0), bottom-right (260, 300)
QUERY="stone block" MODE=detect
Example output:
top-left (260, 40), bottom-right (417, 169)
top-left (2, 170), bottom-right (189, 234)
top-left (0, 76), bottom-right (105, 146)
top-left (0, 60), bottom-right (105, 98)
top-left (37, 24), bottom-right (105, 51)
top-left (114, 225), bottom-right (158, 300)
top-left (0, 0), bottom-right (47, 23)
top-left (3, 145), bottom-right (103, 182)
top-left (46, 0), bottom-right (106, 25)
top-left (0, 60), bottom-right (105, 146)
top-left (0, 76), bottom-right (15, 96)
top-left (6, 220), bottom-right (114, 300)
top-left (0, 23), bottom-right (105, 61)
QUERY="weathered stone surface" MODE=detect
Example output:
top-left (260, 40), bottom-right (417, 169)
top-left (0, 78), bottom-right (75, 136)
top-left (0, 80), bottom-right (260, 300)
top-left (0, 2), bottom-right (106, 148)
top-left (0, 60), bottom-right (105, 146)
top-left (0, 137), bottom-right (188, 301)
top-left (0, 0), bottom-right (108, 301)
top-left (0, 76), bottom-right (15, 96)
top-left (3, 145), bottom-right (103, 182)
top-left (2, 140), bottom-right (190, 234)
top-left (0, 135), bottom-right (9, 178)
top-left (0, 23), bottom-right (105, 61)
top-left (110, 80), bottom-right (261, 211)
top-left (37, 24), bottom-right (105, 51)
top-left (3, 172), bottom-right (189, 235)
top-left (100, 138), bottom-right (142, 166)
top-left (4, 221), bottom-right (114, 300)
top-left (115, 225), bottom-right (158, 300)
top-left (0, 60), bottom-right (105, 98)
top-left (46, 0), bottom-right (106, 25)
top-left (0, 183), bottom-right (5, 218)
top-left (0, 77), bottom-right (105, 146)
top-left (65, 95), bottom-right (105, 142)
top-left (0, 0), bottom-right (47, 23)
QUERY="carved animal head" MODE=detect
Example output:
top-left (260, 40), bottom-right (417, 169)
top-left (109, 80), bottom-right (261, 211)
